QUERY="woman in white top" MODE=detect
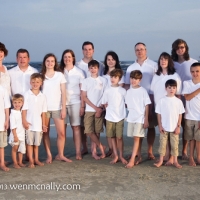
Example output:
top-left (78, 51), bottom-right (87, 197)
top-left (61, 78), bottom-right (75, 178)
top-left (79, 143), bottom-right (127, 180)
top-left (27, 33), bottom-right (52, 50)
top-left (60, 49), bottom-right (85, 160)
top-left (41, 53), bottom-right (72, 164)
top-left (0, 42), bottom-right (11, 96)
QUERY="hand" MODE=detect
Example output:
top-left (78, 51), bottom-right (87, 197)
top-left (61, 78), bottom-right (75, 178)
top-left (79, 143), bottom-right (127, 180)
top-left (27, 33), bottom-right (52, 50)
top-left (143, 119), bottom-right (149, 129)
top-left (159, 125), bottom-right (165, 134)
top-left (95, 107), bottom-right (103, 118)
top-left (22, 120), bottom-right (31, 130)
top-left (14, 136), bottom-right (19, 143)
top-left (60, 108), bottom-right (66, 119)
top-left (174, 127), bottom-right (180, 135)
top-left (104, 103), bottom-right (108, 108)
top-left (42, 125), bottom-right (48, 133)
top-left (4, 120), bottom-right (9, 131)
top-left (80, 107), bottom-right (85, 117)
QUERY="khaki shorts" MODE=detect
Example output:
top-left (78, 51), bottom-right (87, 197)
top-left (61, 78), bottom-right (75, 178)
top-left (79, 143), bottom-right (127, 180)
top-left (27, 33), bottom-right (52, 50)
top-left (9, 140), bottom-right (26, 154)
top-left (184, 119), bottom-right (200, 141)
top-left (26, 130), bottom-right (43, 146)
top-left (0, 131), bottom-right (7, 148)
top-left (65, 103), bottom-right (81, 126)
top-left (158, 132), bottom-right (179, 157)
top-left (84, 112), bottom-right (104, 134)
top-left (127, 123), bottom-right (145, 137)
top-left (46, 110), bottom-right (61, 119)
top-left (106, 119), bottom-right (124, 138)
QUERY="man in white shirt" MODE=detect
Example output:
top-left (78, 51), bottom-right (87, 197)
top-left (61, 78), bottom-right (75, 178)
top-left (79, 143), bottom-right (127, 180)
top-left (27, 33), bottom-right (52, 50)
top-left (125, 42), bottom-right (157, 160)
top-left (8, 49), bottom-right (38, 96)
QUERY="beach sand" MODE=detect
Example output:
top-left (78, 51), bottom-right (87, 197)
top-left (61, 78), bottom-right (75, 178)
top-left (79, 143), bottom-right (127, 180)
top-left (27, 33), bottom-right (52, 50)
top-left (1, 124), bottom-right (200, 200)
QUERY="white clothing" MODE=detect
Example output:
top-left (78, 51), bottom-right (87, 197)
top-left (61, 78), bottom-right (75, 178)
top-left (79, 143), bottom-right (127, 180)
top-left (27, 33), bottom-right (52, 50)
top-left (22, 90), bottom-right (47, 131)
top-left (174, 58), bottom-right (198, 82)
top-left (103, 74), bottom-right (125, 87)
top-left (155, 96), bottom-right (185, 132)
top-left (125, 86), bottom-right (151, 123)
top-left (150, 72), bottom-right (182, 105)
top-left (81, 76), bottom-right (107, 112)
top-left (0, 85), bottom-right (11, 131)
top-left (42, 71), bottom-right (66, 111)
top-left (125, 58), bottom-right (157, 93)
top-left (182, 80), bottom-right (200, 120)
top-left (0, 65), bottom-right (11, 96)
top-left (9, 109), bottom-right (25, 141)
top-left (101, 86), bottom-right (126, 122)
top-left (8, 65), bottom-right (38, 95)
top-left (64, 66), bottom-right (85, 105)
top-left (76, 59), bottom-right (105, 78)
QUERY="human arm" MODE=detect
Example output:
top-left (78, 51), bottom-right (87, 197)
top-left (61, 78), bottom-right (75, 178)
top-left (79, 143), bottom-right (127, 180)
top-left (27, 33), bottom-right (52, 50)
top-left (79, 84), bottom-right (85, 117)
top-left (174, 114), bottom-right (182, 135)
top-left (12, 128), bottom-right (19, 142)
top-left (22, 110), bottom-right (31, 130)
top-left (149, 94), bottom-right (154, 118)
top-left (184, 88), bottom-right (200, 101)
top-left (157, 113), bottom-right (165, 134)
top-left (60, 83), bottom-right (66, 119)
top-left (4, 108), bottom-right (9, 130)
top-left (143, 105), bottom-right (149, 129)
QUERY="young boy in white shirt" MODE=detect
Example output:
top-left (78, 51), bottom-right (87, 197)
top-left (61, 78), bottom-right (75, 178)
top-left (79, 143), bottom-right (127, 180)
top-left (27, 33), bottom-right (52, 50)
top-left (101, 69), bottom-right (127, 164)
top-left (125, 70), bottom-right (151, 168)
top-left (22, 73), bottom-right (47, 168)
top-left (154, 79), bottom-right (185, 168)
top-left (182, 62), bottom-right (200, 166)
top-left (81, 60), bottom-right (107, 160)
top-left (9, 94), bottom-right (26, 169)
top-left (0, 85), bottom-right (10, 171)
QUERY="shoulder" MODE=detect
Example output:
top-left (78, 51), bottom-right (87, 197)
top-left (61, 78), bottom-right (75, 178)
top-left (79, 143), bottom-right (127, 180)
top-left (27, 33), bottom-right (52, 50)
top-left (74, 66), bottom-right (85, 76)
top-left (127, 63), bottom-right (137, 71)
top-left (189, 58), bottom-right (198, 63)
top-left (8, 66), bottom-right (18, 73)
top-left (28, 66), bottom-right (38, 72)
top-left (146, 58), bottom-right (157, 69)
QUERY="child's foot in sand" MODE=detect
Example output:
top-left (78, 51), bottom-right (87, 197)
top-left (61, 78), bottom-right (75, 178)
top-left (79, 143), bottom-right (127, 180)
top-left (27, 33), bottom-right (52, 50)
top-left (174, 162), bottom-right (182, 169)
top-left (18, 163), bottom-right (26, 167)
top-left (13, 163), bottom-right (21, 169)
top-left (76, 153), bottom-right (82, 160)
top-left (55, 155), bottom-right (72, 163)
top-left (35, 161), bottom-right (44, 166)
top-left (4, 161), bottom-right (10, 166)
top-left (28, 164), bottom-right (35, 168)
top-left (189, 158), bottom-right (196, 166)
top-left (154, 161), bottom-right (163, 168)
top-left (182, 153), bottom-right (188, 160)
top-left (106, 149), bottom-right (112, 157)
top-left (148, 153), bottom-right (155, 160)
top-left (135, 157), bottom-right (142, 165)
top-left (125, 162), bottom-right (134, 168)
top-left (120, 157), bottom-right (128, 164)
top-left (92, 154), bottom-right (101, 160)
top-left (45, 156), bottom-right (52, 164)
top-left (110, 157), bottom-right (118, 164)
top-left (0, 165), bottom-right (10, 171)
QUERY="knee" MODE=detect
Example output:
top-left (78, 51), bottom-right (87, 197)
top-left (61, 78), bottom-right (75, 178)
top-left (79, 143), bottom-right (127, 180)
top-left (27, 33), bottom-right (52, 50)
top-left (57, 132), bottom-right (65, 139)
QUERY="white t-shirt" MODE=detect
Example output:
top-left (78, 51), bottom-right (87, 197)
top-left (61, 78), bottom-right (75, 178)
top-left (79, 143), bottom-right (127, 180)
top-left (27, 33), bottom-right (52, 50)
top-left (22, 90), bottom-right (47, 131)
top-left (76, 59), bottom-right (105, 78)
top-left (0, 65), bottom-right (11, 97)
top-left (103, 74), bottom-right (125, 87)
top-left (125, 58), bottom-right (157, 93)
top-left (81, 76), bottom-right (107, 112)
top-left (125, 86), bottom-right (151, 123)
top-left (9, 109), bottom-right (25, 141)
top-left (182, 80), bottom-right (200, 120)
top-left (155, 96), bottom-right (185, 132)
top-left (64, 66), bottom-right (85, 105)
top-left (0, 85), bottom-right (11, 131)
top-left (150, 72), bottom-right (182, 105)
top-left (8, 65), bottom-right (38, 95)
top-left (101, 86), bottom-right (126, 122)
top-left (42, 71), bottom-right (66, 111)
top-left (174, 58), bottom-right (198, 82)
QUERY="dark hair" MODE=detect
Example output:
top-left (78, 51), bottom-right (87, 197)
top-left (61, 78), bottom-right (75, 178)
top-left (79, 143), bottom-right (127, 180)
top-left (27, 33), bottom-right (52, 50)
top-left (110, 69), bottom-right (123, 79)
top-left (191, 62), bottom-right (200, 68)
top-left (135, 42), bottom-right (146, 49)
top-left (0, 42), bottom-right (8, 56)
top-left (156, 52), bottom-right (176, 75)
top-left (88, 60), bottom-right (99, 68)
top-left (60, 49), bottom-right (76, 73)
top-left (171, 39), bottom-right (189, 61)
top-left (41, 53), bottom-right (60, 76)
top-left (103, 51), bottom-right (121, 75)
top-left (12, 93), bottom-right (24, 102)
top-left (165, 79), bottom-right (177, 88)
top-left (130, 70), bottom-right (142, 79)
top-left (30, 73), bottom-right (45, 82)
top-left (16, 48), bottom-right (30, 58)
top-left (82, 41), bottom-right (94, 50)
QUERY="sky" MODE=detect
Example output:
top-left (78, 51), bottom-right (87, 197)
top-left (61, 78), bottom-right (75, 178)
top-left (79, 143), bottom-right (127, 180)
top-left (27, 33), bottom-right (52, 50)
top-left (1, 0), bottom-right (200, 62)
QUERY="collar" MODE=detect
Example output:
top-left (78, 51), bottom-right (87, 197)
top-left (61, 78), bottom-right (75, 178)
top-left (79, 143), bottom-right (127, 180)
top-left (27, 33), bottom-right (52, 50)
top-left (16, 65), bottom-right (32, 72)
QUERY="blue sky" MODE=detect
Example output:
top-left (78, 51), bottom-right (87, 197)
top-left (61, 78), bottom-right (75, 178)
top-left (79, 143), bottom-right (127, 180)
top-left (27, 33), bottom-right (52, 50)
top-left (1, 0), bottom-right (200, 62)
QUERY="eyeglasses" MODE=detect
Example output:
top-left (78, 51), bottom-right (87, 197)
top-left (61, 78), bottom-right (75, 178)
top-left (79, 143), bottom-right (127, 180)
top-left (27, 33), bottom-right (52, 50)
top-left (177, 46), bottom-right (185, 50)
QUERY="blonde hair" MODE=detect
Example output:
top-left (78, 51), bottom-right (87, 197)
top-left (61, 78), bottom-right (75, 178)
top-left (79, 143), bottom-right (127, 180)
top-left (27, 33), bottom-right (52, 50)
top-left (12, 94), bottom-right (24, 103)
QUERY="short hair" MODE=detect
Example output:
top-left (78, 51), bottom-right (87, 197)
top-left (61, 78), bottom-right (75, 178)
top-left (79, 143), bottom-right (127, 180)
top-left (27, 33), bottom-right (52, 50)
top-left (82, 41), bottom-right (94, 50)
top-left (30, 73), bottom-right (44, 82)
top-left (135, 42), bottom-right (146, 49)
top-left (60, 49), bottom-right (76, 72)
top-left (16, 48), bottom-right (30, 58)
top-left (190, 62), bottom-right (200, 68)
top-left (165, 79), bottom-right (177, 88)
top-left (130, 70), bottom-right (142, 79)
top-left (88, 60), bottom-right (99, 68)
top-left (171, 39), bottom-right (189, 61)
top-left (0, 42), bottom-right (8, 56)
top-left (110, 69), bottom-right (123, 79)
top-left (12, 94), bottom-right (24, 103)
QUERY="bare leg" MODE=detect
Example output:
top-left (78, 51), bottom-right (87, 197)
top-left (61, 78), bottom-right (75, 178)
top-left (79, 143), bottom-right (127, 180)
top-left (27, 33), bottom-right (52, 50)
top-left (135, 138), bottom-right (143, 165)
top-left (27, 145), bottom-right (35, 168)
top-left (0, 148), bottom-right (9, 171)
top-left (110, 137), bottom-right (118, 164)
top-left (154, 155), bottom-right (164, 168)
top-left (182, 127), bottom-right (188, 160)
top-left (106, 137), bottom-right (113, 157)
top-left (91, 133), bottom-right (100, 159)
top-left (81, 126), bottom-right (88, 155)
top-left (12, 145), bottom-right (21, 169)
top-left (72, 126), bottom-right (82, 160)
top-left (196, 141), bottom-right (200, 164)
top-left (18, 152), bottom-right (25, 167)
top-left (117, 137), bottom-right (127, 164)
top-left (189, 140), bottom-right (196, 166)
top-left (34, 146), bottom-right (44, 166)
top-left (147, 127), bottom-right (155, 160)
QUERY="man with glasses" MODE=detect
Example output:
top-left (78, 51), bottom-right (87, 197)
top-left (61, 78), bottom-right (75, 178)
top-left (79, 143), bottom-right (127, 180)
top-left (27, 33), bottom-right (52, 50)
top-left (125, 42), bottom-right (157, 160)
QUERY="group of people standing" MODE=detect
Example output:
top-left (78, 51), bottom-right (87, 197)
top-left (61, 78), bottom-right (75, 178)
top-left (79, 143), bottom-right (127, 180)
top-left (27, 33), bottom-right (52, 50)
top-left (0, 39), bottom-right (199, 172)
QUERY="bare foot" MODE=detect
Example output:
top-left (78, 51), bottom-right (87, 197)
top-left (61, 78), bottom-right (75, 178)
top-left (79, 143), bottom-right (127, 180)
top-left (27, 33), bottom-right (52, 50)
top-left (18, 163), bottom-right (26, 167)
top-left (126, 154), bottom-right (131, 160)
top-left (106, 149), bottom-right (113, 157)
top-left (55, 155), bottom-right (72, 163)
top-left (0, 165), bottom-right (10, 171)
top-left (174, 162), bottom-right (182, 169)
top-left (76, 153), bottom-right (82, 160)
top-left (92, 154), bottom-right (101, 160)
top-left (13, 163), bottom-right (21, 169)
top-left (165, 161), bottom-right (173, 166)
top-left (125, 162), bottom-right (135, 168)
top-left (182, 153), bottom-right (188, 160)
top-left (28, 164), bottom-right (35, 168)
top-left (110, 153), bottom-right (114, 158)
top-left (189, 158), bottom-right (196, 167)
top-left (45, 156), bottom-right (52, 164)
top-left (120, 157), bottom-right (128, 165)
top-left (154, 161), bottom-right (163, 168)
top-left (99, 146), bottom-right (106, 159)
top-left (35, 161), bottom-right (44, 166)
top-left (81, 149), bottom-right (88, 155)
top-left (148, 153), bottom-right (155, 160)
top-left (135, 157), bottom-right (142, 165)
top-left (4, 161), bottom-right (10, 166)
top-left (110, 157), bottom-right (118, 164)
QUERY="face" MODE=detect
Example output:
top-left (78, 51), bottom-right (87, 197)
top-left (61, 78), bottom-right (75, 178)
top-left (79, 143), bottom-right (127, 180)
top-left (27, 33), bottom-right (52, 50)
top-left (30, 78), bottom-right (43, 90)
top-left (16, 52), bottom-right (30, 68)
top-left (110, 76), bottom-right (120, 85)
top-left (160, 56), bottom-right (168, 69)
top-left (135, 44), bottom-right (147, 60)
top-left (63, 52), bottom-right (74, 66)
top-left (89, 65), bottom-right (98, 76)
top-left (13, 100), bottom-right (23, 110)
top-left (0, 50), bottom-right (5, 62)
top-left (130, 78), bottom-right (141, 87)
top-left (45, 56), bottom-right (55, 69)
top-left (190, 66), bottom-right (200, 79)
top-left (176, 43), bottom-right (186, 56)
top-left (106, 55), bottom-right (116, 69)
top-left (166, 86), bottom-right (176, 96)
top-left (83, 44), bottom-right (94, 59)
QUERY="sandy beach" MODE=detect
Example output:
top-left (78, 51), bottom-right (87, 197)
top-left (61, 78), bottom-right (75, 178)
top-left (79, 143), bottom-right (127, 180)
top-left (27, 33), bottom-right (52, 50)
top-left (1, 123), bottom-right (200, 200)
